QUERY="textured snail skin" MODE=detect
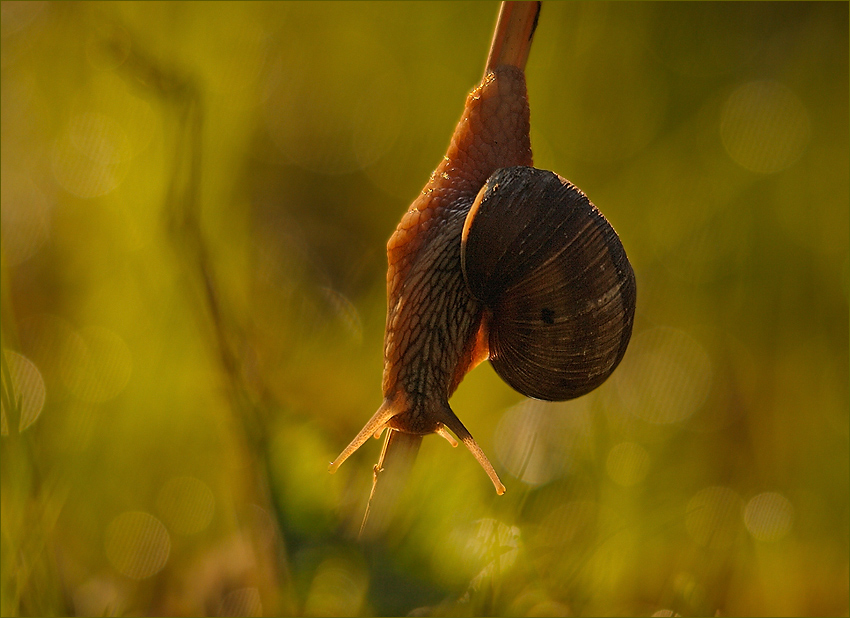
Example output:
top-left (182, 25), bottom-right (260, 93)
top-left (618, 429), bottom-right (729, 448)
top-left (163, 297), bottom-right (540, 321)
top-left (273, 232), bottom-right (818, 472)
top-left (328, 66), bottom-right (531, 491)
top-left (384, 66), bottom-right (531, 429)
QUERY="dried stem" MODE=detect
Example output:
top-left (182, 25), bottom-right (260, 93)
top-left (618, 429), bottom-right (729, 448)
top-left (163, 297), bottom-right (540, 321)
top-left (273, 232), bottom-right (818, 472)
top-left (485, 1), bottom-right (541, 74)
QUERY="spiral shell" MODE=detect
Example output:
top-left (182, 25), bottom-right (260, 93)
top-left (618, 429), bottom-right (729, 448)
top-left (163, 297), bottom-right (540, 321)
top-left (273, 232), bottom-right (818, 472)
top-left (461, 166), bottom-right (636, 401)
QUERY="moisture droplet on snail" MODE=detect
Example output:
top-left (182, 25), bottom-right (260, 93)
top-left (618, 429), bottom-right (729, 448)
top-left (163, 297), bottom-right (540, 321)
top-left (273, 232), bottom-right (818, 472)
top-left (329, 18), bottom-right (635, 496)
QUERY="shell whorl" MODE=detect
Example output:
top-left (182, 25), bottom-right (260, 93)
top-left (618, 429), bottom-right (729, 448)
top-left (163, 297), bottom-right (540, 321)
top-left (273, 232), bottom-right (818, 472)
top-left (461, 166), bottom-right (636, 401)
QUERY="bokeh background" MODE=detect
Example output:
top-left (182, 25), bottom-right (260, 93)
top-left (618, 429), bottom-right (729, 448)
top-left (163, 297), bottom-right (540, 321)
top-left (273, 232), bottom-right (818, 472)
top-left (1, 2), bottom-right (847, 616)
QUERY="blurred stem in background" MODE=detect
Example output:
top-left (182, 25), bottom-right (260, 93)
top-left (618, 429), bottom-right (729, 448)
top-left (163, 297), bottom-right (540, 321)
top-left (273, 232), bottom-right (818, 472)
top-left (112, 29), bottom-right (298, 613)
top-left (1, 336), bottom-right (70, 616)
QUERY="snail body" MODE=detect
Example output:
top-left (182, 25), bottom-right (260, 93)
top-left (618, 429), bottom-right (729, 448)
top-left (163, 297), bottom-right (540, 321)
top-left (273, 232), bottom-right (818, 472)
top-left (329, 6), bottom-right (635, 495)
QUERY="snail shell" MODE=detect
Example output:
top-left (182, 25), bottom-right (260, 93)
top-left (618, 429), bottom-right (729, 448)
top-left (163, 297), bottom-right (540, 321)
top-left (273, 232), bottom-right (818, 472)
top-left (462, 166), bottom-right (636, 401)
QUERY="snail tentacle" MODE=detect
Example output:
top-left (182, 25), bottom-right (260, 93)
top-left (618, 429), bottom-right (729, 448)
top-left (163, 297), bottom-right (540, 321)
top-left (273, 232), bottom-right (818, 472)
top-left (328, 400), bottom-right (395, 473)
top-left (435, 425), bottom-right (459, 448)
top-left (436, 405), bottom-right (506, 495)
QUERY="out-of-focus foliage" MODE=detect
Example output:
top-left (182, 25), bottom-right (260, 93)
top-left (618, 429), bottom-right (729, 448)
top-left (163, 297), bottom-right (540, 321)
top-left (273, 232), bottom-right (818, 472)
top-left (1, 2), bottom-right (847, 616)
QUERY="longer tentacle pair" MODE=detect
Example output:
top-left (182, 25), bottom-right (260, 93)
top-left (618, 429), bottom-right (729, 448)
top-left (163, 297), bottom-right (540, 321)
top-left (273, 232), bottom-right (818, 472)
top-left (329, 402), bottom-right (505, 495)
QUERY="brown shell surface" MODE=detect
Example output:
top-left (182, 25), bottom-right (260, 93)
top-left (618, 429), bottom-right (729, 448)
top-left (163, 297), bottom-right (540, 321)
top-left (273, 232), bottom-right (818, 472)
top-left (461, 166), bottom-right (636, 401)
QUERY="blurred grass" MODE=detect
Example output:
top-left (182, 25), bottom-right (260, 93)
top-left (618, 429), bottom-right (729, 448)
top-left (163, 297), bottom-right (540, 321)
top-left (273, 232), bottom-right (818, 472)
top-left (1, 1), bottom-right (848, 616)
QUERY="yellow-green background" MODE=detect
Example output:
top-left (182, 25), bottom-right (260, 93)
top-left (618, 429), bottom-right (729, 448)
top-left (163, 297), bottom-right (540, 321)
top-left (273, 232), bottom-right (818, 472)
top-left (1, 2), bottom-right (847, 616)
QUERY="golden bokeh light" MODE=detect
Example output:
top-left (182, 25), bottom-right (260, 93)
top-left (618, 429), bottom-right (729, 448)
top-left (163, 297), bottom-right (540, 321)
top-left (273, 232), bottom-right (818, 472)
top-left (217, 587), bottom-right (263, 618)
top-left (605, 441), bottom-right (650, 487)
top-left (494, 398), bottom-right (592, 485)
top-left (615, 327), bottom-right (712, 425)
top-left (59, 326), bottom-right (132, 403)
top-left (156, 476), bottom-right (215, 536)
top-left (51, 112), bottom-right (132, 198)
top-left (685, 486), bottom-right (744, 550)
top-left (744, 491), bottom-right (794, 543)
top-left (104, 511), bottom-right (171, 580)
top-left (1, 350), bottom-right (46, 434)
top-left (721, 80), bottom-right (810, 174)
top-left (304, 557), bottom-right (368, 617)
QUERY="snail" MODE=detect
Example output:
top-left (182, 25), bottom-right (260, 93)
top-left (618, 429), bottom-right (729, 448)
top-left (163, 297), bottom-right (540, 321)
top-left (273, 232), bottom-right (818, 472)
top-left (329, 2), bottom-right (635, 496)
